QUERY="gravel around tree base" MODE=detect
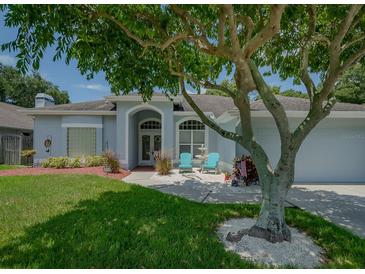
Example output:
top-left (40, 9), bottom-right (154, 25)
top-left (218, 218), bottom-right (325, 268)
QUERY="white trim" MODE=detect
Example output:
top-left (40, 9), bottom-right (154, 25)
top-left (138, 118), bottom-right (161, 130)
top-left (125, 104), bottom-right (164, 167)
top-left (173, 111), bottom-right (215, 119)
top-left (61, 123), bottom-right (103, 128)
top-left (175, 116), bottom-right (209, 160)
top-left (220, 109), bottom-right (365, 120)
top-left (21, 110), bottom-right (116, 116)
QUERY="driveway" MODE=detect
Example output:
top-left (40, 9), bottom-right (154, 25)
top-left (287, 184), bottom-right (365, 238)
top-left (123, 170), bottom-right (365, 238)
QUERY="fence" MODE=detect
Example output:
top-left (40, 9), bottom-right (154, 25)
top-left (0, 134), bottom-right (33, 165)
top-left (1, 135), bottom-right (21, 165)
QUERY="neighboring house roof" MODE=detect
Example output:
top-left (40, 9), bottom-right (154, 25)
top-left (0, 102), bottom-right (33, 130)
top-left (251, 95), bottom-right (365, 111)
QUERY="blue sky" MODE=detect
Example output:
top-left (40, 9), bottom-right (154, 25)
top-left (0, 10), bottom-right (320, 103)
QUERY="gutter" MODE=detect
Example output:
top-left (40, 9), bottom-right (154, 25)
top-left (217, 110), bottom-right (365, 120)
top-left (19, 110), bottom-right (116, 116)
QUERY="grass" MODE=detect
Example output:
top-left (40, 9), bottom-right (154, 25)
top-left (0, 164), bottom-right (25, 170)
top-left (0, 175), bottom-right (364, 268)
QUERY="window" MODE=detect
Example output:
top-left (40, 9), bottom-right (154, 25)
top-left (67, 128), bottom-right (96, 157)
top-left (140, 120), bottom-right (161, 130)
top-left (178, 120), bottom-right (205, 158)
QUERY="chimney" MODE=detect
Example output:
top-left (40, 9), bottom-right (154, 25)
top-left (35, 93), bottom-right (55, 108)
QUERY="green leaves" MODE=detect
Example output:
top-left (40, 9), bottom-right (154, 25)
top-left (334, 63), bottom-right (365, 104)
top-left (0, 63), bottom-right (70, 107)
top-left (2, 4), bottom-right (365, 100)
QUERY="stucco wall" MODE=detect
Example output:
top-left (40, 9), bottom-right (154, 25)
top-left (33, 115), bottom-right (104, 164)
top-left (103, 116), bottom-right (116, 152)
top-left (33, 116), bottom-right (63, 164)
top-left (216, 119), bottom-right (236, 171)
top-left (235, 116), bottom-right (365, 183)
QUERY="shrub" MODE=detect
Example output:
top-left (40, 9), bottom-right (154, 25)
top-left (41, 157), bottom-right (70, 169)
top-left (21, 149), bottom-right (36, 158)
top-left (102, 150), bottom-right (120, 173)
top-left (41, 158), bottom-right (51, 168)
top-left (69, 157), bottom-right (81, 168)
top-left (85, 155), bottom-right (104, 167)
top-left (154, 151), bottom-right (172, 175)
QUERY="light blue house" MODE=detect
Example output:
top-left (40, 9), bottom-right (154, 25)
top-left (23, 93), bottom-right (365, 183)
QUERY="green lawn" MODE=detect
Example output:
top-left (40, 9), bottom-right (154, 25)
top-left (0, 164), bottom-right (24, 170)
top-left (0, 175), bottom-right (364, 268)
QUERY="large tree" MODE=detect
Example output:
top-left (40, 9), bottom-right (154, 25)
top-left (0, 63), bottom-right (70, 107)
top-left (2, 4), bottom-right (365, 242)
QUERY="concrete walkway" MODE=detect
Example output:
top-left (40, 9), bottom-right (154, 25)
top-left (123, 170), bottom-right (365, 238)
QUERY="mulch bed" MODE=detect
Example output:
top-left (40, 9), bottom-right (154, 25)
top-left (0, 166), bottom-right (130, 180)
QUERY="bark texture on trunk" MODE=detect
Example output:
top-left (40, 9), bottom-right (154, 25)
top-left (249, 175), bottom-right (291, 243)
top-left (227, 161), bottom-right (294, 243)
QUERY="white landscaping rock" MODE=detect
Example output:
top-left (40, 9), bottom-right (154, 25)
top-left (217, 218), bottom-right (325, 268)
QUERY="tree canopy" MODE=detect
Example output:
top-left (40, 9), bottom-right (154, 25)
top-left (0, 63), bottom-right (70, 107)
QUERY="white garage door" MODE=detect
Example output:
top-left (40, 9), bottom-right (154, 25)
top-left (252, 117), bottom-right (365, 183)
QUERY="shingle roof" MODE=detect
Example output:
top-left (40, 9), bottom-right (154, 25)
top-left (251, 95), bottom-right (365, 111)
top-left (40, 100), bottom-right (116, 111)
top-left (179, 95), bottom-right (236, 117)
top-left (0, 102), bottom-right (33, 130)
top-left (30, 94), bottom-right (365, 117)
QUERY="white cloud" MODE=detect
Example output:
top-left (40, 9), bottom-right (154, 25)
top-left (75, 84), bottom-right (109, 91)
top-left (0, 55), bottom-right (17, 66)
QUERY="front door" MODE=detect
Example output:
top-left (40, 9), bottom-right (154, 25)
top-left (139, 133), bottom-right (161, 166)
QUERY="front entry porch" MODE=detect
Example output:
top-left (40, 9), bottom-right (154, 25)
top-left (125, 107), bottom-right (164, 170)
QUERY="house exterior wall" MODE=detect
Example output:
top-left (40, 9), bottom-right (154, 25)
top-left (102, 116), bottom-right (116, 152)
top-left (29, 100), bottom-right (365, 183)
top-left (33, 115), bottom-right (104, 164)
top-left (216, 119), bottom-right (236, 171)
top-left (33, 116), bottom-right (63, 164)
top-left (235, 116), bottom-right (365, 183)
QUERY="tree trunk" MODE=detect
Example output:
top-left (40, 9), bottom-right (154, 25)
top-left (249, 174), bottom-right (291, 243)
top-left (227, 163), bottom-right (293, 243)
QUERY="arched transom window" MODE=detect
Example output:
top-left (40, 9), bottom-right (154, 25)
top-left (178, 120), bottom-right (205, 157)
top-left (140, 120), bottom-right (161, 130)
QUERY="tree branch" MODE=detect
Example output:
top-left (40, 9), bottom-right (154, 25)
top-left (342, 34), bottom-right (365, 51)
top-left (332, 5), bottom-right (362, 49)
top-left (91, 10), bottom-right (191, 51)
top-left (169, 62), bottom-right (236, 97)
top-left (329, 5), bottom-right (362, 70)
top-left (242, 4), bottom-right (286, 58)
top-left (248, 60), bottom-right (291, 154)
top-left (236, 14), bottom-right (254, 41)
top-left (340, 44), bottom-right (365, 72)
top-left (223, 4), bottom-right (241, 52)
top-left (299, 5), bottom-right (317, 101)
top-left (178, 77), bottom-right (241, 143)
top-left (217, 6), bottom-right (226, 48)
top-left (170, 4), bottom-right (233, 59)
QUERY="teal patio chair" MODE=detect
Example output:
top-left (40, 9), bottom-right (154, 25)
top-left (178, 152), bottom-right (193, 173)
top-left (202, 152), bottom-right (220, 174)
